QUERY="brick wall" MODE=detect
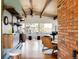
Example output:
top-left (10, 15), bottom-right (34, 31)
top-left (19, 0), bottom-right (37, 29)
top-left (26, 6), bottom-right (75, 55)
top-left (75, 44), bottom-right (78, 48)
top-left (57, 0), bottom-right (78, 59)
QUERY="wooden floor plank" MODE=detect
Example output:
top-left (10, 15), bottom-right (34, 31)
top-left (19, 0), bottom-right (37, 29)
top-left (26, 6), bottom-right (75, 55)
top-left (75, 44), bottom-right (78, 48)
top-left (21, 40), bottom-right (57, 59)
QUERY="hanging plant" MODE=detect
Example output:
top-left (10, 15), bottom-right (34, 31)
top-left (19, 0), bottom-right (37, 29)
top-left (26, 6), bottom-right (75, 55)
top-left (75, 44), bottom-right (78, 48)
top-left (4, 16), bottom-right (8, 25)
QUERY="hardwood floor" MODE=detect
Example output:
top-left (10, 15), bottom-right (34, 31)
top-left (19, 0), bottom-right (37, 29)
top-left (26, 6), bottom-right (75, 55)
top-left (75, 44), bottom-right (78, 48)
top-left (21, 40), bottom-right (57, 59)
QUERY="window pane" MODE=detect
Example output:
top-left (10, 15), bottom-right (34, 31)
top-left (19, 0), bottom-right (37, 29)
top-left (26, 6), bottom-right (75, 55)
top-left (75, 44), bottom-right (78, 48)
top-left (26, 23), bottom-right (38, 33)
top-left (25, 23), bottom-right (53, 34)
top-left (44, 23), bottom-right (52, 33)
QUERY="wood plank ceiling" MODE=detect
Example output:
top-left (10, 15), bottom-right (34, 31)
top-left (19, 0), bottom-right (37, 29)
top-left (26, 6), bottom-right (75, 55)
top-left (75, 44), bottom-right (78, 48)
top-left (20, 0), bottom-right (57, 17)
top-left (4, 4), bottom-right (22, 19)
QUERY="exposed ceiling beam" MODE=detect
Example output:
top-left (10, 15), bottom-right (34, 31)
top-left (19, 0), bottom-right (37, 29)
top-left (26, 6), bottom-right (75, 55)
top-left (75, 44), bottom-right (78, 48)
top-left (22, 8), bottom-right (27, 17)
top-left (29, 0), bottom-right (33, 16)
top-left (29, 0), bottom-right (32, 6)
top-left (20, 0), bottom-right (57, 17)
top-left (40, 0), bottom-right (52, 18)
top-left (4, 4), bottom-right (21, 19)
top-left (53, 16), bottom-right (57, 20)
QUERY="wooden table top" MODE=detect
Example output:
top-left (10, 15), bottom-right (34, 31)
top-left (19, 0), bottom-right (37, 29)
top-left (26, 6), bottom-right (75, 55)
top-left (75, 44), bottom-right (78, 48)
top-left (51, 41), bottom-right (58, 44)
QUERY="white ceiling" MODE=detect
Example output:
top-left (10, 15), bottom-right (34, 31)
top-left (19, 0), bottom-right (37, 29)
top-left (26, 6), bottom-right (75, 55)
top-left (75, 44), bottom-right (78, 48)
top-left (20, 0), bottom-right (57, 17)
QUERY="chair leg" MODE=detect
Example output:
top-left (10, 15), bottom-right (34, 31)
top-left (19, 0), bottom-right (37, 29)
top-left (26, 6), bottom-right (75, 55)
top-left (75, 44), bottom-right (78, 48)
top-left (42, 46), bottom-right (50, 52)
top-left (52, 49), bottom-right (54, 53)
top-left (42, 46), bottom-right (44, 51)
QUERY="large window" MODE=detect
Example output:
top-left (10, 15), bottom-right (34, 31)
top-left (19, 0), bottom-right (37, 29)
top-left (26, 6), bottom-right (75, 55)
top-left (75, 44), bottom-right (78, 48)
top-left (43, 23), bottom-right (52, 33)
top-left (26, 23), bottom-right (38, 33)
top-left (25, 23), bottom-right (53, 34)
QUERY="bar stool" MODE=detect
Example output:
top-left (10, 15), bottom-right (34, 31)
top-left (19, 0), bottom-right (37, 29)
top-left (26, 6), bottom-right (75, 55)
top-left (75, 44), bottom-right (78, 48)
top-left (37, 36), bottom-right (40, 40)
top-left (9, 51), bottom-right (21, 59)
top-left (28, 36), bottom-right (32, 40)
top-left (19, 34), bottom-right (26, 43)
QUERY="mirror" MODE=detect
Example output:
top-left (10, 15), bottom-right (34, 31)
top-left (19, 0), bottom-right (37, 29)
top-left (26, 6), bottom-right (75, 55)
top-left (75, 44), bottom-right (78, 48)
top-left (4, 16), bottom-right (8, 25)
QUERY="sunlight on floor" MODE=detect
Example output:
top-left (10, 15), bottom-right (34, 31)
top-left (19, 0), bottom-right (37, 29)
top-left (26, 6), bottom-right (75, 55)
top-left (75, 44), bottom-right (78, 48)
top-left (21, 40), bottom-right (44, 59)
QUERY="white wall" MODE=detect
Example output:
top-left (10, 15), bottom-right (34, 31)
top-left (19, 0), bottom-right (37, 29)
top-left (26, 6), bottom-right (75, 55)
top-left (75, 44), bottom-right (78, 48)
top-left (25, 15), bottom-right (58, 32)
top-left (2, 10), bottom-right (12, 34)
top-left (2, 10), bottom-right (18, 34)
top-left (26, 15), bottom-right (54, 23)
